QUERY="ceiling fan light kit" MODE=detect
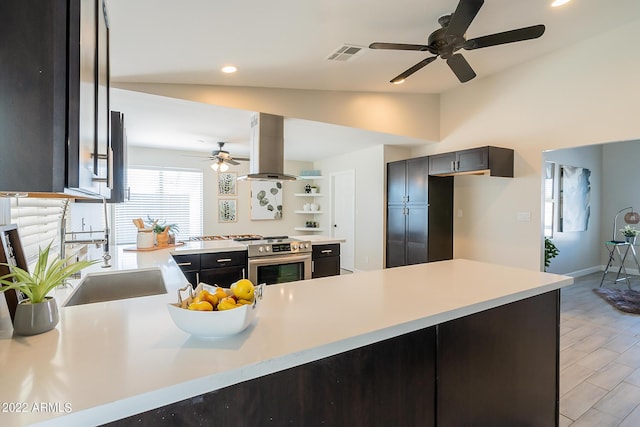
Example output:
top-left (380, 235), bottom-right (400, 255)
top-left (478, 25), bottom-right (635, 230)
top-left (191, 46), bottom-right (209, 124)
top-left (206, 141), bottom-right (249, 171)
top-left (369, 0), bottom-right (546, 84)
top-left (211, 160), bottom-right (229, 172)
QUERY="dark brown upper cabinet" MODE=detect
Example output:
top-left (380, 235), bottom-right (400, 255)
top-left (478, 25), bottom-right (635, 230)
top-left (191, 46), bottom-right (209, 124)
top-left (0, 0), bottom-right (111, 198)
top-left (428, 146), bottom-right (514, 178)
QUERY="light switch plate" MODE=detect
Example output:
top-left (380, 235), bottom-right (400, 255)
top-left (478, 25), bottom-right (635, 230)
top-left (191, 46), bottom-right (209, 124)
top-left (517, 212), bottom-right (531, 222)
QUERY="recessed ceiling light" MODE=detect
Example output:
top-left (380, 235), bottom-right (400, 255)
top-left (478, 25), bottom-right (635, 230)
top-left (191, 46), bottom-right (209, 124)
top-left (221, 65), bottom-right (237, 74)
top-left (551, 0), bottom-right (571, 7)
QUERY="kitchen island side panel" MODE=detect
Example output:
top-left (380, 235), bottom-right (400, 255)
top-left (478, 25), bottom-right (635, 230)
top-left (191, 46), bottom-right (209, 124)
top-left (106, 326), bottom-right (437, 427)
top-left (437, 289), bottom-right (560, 426)
top-left (106, 291), bottom-right (559, 426)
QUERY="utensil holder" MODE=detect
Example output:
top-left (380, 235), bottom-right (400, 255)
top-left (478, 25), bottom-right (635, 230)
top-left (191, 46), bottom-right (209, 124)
top-left (136, 229), bottom-right (154, 249)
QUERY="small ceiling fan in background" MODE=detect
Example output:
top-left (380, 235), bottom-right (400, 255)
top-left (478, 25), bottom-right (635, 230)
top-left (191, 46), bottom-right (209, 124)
top-left (369, 0), bottom-right (545, 84)
top-left (206, 142), bottom-right (249, 171)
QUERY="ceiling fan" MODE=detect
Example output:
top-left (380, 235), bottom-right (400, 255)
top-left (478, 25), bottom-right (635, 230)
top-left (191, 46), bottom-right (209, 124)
top-left (369, 0), bottom-right (545, 84)
top-left (207, 142), bottom-right (249, 171)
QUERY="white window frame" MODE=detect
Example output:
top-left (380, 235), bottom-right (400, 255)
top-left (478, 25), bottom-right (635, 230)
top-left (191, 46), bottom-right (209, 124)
top-left (114, 166), bottom-right (203, 245)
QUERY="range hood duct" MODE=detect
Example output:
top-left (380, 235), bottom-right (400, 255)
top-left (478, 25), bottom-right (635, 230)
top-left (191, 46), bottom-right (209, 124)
top-left (238, 113), bottom-right (297, 181)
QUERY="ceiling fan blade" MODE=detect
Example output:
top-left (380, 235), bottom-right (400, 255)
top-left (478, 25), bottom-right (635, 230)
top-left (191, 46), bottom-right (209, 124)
top-left (464, 24), bottom-right (545, 50)
top-left (369, 42), bottom-right (432, 52)
top-left (390, 56), bottom-right (438, 83)
top-left (233, 157), bottom-right (250, 162)
top-left (225, 159), bottom-right (240, 166)
top-left (445, 0), bottom-right (484, 38)
top-left (446, 53), bottom-right (476, 83)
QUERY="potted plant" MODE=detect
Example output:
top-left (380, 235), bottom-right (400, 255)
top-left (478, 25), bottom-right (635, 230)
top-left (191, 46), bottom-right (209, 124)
top-left (544, 237), bottom-right (559, 272)
top-left (0, 242), bottom-right (96, 336)
top-left (620, 225), bottom-right (639, 243)
top-left (146, 216), bottom-right (180, 245)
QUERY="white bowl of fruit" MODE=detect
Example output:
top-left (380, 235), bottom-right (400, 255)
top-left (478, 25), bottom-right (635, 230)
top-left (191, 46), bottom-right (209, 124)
top-left (167, 279), bottom-right (264, 338)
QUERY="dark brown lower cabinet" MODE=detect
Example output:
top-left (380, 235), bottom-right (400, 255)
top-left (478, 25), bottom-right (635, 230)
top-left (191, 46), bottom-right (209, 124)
top-left (172, 251), bottom-right (247, 288)
top-left (312, 243), bottom-right (341, 278)
top-left (105, 290), bottom-right (559, 427)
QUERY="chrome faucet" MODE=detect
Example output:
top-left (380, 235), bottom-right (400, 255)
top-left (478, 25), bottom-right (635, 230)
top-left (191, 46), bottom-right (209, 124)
top-left (60, 198), bottom-right (111, 269)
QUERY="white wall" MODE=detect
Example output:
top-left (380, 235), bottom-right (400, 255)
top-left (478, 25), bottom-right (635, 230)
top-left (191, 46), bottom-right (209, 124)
top-left (543, 145), bottom-right (602, 275)
top-left (601, 140), bottom-right (640, 273)
top-left (412, 19), bottom-right (640, 271)
top-left (128, 146), bottom-right (312, 238)
top-left (314, 144), bottom-right (388, 271)
top-left (115, 83), bottom-right (440, 142)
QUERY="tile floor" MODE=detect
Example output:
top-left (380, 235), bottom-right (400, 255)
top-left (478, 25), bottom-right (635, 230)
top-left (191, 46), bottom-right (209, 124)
top-left (560, 272), bottom-right (640, 426)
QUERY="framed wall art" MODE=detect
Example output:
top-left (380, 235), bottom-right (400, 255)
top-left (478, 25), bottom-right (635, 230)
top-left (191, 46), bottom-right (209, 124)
top-left (559, 164), bottom-right (591, 232)
top-left (218, 199), bottom-right (237, 222)
top-left (218, 172), bottom-right (237, 196)
top-left (543, 161), bottom-right (556, 237)
top-left (250, 181), bottom-right (283, 220)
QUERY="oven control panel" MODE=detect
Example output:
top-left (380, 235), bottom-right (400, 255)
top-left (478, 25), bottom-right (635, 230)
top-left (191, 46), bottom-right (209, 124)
top-left (248, 240), bottom-right (311, 257)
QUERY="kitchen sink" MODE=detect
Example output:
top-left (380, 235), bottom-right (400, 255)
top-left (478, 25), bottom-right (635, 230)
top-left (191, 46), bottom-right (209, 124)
top-left (63, 268), bottom-right (167, 307)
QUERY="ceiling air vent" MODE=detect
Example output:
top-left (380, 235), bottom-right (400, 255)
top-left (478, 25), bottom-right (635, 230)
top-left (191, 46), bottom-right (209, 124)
top-left (326, 44), bottom-right (365, 61)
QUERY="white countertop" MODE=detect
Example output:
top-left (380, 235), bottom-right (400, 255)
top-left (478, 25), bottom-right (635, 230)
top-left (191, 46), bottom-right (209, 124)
top-left (163, 235), bottom-right (344, 255)
top-left (0, 246), bottom-right (572, 427)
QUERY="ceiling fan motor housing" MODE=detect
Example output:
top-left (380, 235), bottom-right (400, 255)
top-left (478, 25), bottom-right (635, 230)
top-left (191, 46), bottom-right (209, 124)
top-left (369, 0), bottom-right (545, 83)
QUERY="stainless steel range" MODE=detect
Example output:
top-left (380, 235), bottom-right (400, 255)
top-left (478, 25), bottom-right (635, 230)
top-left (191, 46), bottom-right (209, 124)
top-left (244, 237), bottom-right (312, 285)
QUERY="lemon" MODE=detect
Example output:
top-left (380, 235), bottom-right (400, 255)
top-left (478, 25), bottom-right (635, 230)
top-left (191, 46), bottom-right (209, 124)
top-left (231, 279), bottom-right (255, 301)
top-left (187, 300), bottom-right (213, 311)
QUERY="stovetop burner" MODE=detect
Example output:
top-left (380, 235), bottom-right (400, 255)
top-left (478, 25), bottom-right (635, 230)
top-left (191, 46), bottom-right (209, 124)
top-left (188, 234), bottom-right (292, 242)
top-left (189, 234), bottom-right (263, 242)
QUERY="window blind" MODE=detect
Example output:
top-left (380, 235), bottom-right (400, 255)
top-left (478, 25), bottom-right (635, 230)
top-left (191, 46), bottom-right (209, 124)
top-left (10, 197), bottom-right (65, 262)
top-left (114, 167), bottom-right (203, 245)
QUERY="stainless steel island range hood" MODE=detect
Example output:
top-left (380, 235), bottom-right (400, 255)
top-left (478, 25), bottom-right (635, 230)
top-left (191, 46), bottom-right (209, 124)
top-left (238, 113), bottom-right (297, 181)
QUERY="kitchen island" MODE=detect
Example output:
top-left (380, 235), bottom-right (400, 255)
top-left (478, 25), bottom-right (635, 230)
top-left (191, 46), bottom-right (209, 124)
top-left (0, 245), bottom-right (572, 426)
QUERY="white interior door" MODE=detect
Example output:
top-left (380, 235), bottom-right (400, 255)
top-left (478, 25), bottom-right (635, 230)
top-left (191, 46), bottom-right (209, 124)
top-left (331, 170), bottom-right (355, 271)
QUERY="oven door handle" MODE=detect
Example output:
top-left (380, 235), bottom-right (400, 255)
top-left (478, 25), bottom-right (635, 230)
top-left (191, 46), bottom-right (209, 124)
top-left (248, 253), bottom-right (312, 267)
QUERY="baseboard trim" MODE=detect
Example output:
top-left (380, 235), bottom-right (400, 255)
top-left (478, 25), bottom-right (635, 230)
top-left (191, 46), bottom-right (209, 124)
top-left (566, 265), bottom-right (640, 278)
top-left (565, 266), bottom-right (604, 278)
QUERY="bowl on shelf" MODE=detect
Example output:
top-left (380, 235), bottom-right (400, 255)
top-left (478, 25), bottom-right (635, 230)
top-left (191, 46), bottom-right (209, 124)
top-left (167, 283), bottom-right (264, 338)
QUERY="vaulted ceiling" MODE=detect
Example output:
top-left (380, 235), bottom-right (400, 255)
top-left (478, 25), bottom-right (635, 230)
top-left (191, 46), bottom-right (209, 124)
top-left (106, 0), bottom-right (640, 161)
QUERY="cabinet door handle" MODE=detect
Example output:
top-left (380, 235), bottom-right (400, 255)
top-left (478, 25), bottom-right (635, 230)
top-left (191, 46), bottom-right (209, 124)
top-left (456, 160), bottom-right (460, 171)
top-left (321, 249), bottom-right (333, 254)
top-left (107, 146), bottom-right (113, 189)
top-left (217, 258), bottom-right (232, 263)
top-left (451, 160), bottom-right (455, 171)
top-left (92, 150), bottom-right (112, 185)
top-left (176, 262), bottom-right (192, 266)
top-left (242, 268), bottom-right (246, 279)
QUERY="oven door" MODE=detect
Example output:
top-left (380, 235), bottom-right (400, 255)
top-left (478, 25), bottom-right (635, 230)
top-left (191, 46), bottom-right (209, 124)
top-left (248, 253), bottom-right (312, 285)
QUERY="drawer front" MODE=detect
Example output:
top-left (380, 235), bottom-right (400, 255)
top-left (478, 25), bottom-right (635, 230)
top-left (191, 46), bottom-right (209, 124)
top-left (201, 251), bottom-right (247, 269)
top-left (312, 244), bottom-right (341, 259)
top-left (172, 254), bottom-right (200, 271)
top-left (200, 266), bottom-right (246, 288)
